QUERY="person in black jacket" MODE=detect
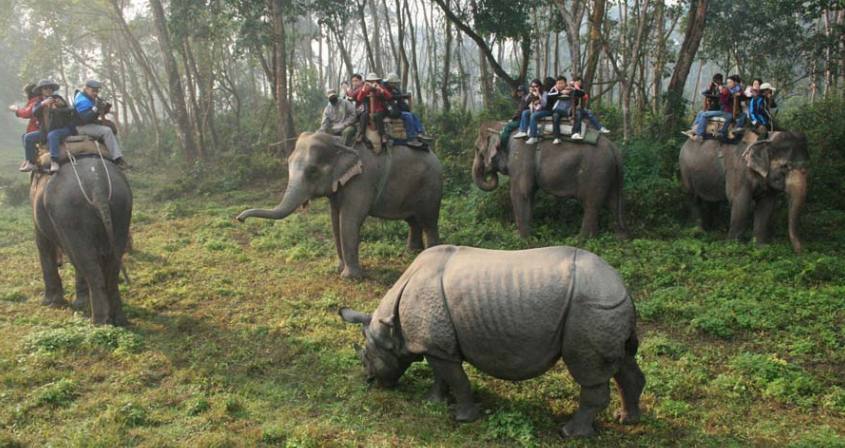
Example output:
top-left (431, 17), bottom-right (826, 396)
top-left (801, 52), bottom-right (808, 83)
top-left (31, 79), bottom-right (75, 173)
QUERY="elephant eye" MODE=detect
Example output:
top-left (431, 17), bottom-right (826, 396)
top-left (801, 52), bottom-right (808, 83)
top-left (305, 165), bottom-right (319, 177)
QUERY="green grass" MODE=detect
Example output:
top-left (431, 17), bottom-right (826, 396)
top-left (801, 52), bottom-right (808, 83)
top-left (0, 151), bottom-right (843, 447)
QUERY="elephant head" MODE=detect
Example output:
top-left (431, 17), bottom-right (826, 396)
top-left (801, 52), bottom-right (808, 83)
top-left (339, 307), bottom-right (416, 388)
top-left (472, 123), bottom-right (504, 191)
top-left (237, 132), bottom-right (363, 222)
top-left (743, 132), bottom-right (810, 252)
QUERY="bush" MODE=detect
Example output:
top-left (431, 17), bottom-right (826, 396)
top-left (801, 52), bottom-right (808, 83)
top-left (483, 408), bottom-right (538, 448)
top-left (35, 379), bottom-right (78, 407)
top-left (1, 180), bottom-right (28, 207)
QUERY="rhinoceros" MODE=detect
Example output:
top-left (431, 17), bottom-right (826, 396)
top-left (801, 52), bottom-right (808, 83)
top-left (339, 245), bottom-right (645, 438)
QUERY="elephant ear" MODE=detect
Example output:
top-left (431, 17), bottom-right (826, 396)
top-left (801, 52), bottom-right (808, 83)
top-left (484, 132), bottom-right (500, 167)
top-left (331, 140), bottom-right (363, 193)
top-left (743, 141), bottom-right (770, 179)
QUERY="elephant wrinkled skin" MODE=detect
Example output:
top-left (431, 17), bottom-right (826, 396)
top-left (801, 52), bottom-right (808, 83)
top-left (340, 245), bottom-right (645, 439)
top-left (237, 132), bottom-right (442, 279)
top-left (31, 157), bottom-right (133, 325)
top-left (679, 131), bottom-right (809, 252)
top-left (473, 121), bottom-right (627, 239)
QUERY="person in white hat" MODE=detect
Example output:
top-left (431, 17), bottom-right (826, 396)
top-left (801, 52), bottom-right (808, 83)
top-left (354, 73), bottom-right (393, 145)
top-left (749, 82), bottom-right (776, 130)
top-left (319, 88), bottom-right (358, 145)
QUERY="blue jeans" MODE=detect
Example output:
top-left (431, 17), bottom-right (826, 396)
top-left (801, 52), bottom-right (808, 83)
top-left (552, 103), bottom-right (572, 137)
top-left (47, 127), bottom-right (74, 160)
top-left (518, 110), bottom-right (531, 132)
top-left (23, 131), bottom-right (42, 161)
top-left (721, 113), bottom-right (747, 138)
top-left (573, 109), bottom-right (603, 134)
top-left (694, 110), bottom-right (727, 136)
top-left (400, 112), bottom-right (423, 139)
top-left (529, 110), bottom-right (552, 137)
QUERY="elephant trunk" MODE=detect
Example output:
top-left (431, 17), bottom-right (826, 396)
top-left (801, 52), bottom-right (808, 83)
top-left (472, 151), bottom-right (498, 191)
top-left (236, 175), bottom-right (310, 222)
top-left (786, 169), bottom-right (808, 253)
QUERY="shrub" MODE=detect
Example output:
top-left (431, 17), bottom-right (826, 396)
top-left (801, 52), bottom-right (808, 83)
top-left (35, 379), bottom-right (78, 407)
top-left (483, 408), bottom-right (537, 448)
top-left (1, 180), bottom-right (29, 207)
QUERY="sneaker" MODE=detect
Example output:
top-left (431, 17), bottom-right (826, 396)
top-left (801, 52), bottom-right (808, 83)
top-left (49, 160), bottom-right (60, 173)
top-left (693, 135), bottom-right (704, 143)
top-left (599, 127), bottom-right (611, 134)
top-left (526, 137), bottom-right (538, 145)
top-left (553, 138), bottom-right (562, 145)
top-left (406, 139), bottom-right (424, 148)
top-left (571, 133), bottom-right (583, 141)
top-left (418, 134), bottom-right (434, 142)
top-left (513, 131), bottom-right (528, 139)
top-left (19, 161), bottom-right (36, 172)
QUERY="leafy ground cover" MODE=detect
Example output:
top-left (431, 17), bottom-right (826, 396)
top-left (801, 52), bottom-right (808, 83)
top-left (0, 136), bottom-right (843, 447)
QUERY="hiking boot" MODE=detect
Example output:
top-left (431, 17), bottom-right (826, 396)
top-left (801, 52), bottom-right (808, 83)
top-left (114, 157), bottom-right (130, 170)
top-left (599, 127), bottom-right (611, 134)
top-left (49, 160), bottom-right (60, 173)
top-left (571, 133), bottom-right (583, 141)
top-left (553, 138), bottom-right (562, 145)
top-left (19, 160), bottom-right (36, 172)
top-left (526, 137), bottom-right (538, 145)
top-left (418, 134), bottom-right (434, 142)
top-left (513, 131), bottom-right (528, 139)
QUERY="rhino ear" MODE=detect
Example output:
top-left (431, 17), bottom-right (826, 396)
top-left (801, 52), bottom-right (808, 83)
top-left (339, 308), bottom-right (372, 326)
top-left (378, 315), bottom-right (395, 327)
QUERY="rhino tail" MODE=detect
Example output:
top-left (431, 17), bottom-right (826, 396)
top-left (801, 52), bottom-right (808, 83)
top-left (624, 327), bottom-right (639, 358)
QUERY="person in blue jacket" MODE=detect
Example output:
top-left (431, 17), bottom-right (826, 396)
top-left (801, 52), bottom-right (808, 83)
top-left (74, 80), bottom-right (128, 168)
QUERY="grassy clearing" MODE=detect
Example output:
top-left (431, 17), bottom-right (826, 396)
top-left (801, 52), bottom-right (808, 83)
top-left (0, 147), bottom-right (843, 447)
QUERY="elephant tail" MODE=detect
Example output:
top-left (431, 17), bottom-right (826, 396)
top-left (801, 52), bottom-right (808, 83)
top-left (610, 145), bottom-right (627, 234)
top-left (91, 179), bottom-right (120, 271)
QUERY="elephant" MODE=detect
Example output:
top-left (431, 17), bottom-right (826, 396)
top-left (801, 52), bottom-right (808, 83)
top-left (237, 132), bottom-right (442, 279)
top-left (340, 245), bottom-right (645, 439)
top-left (472, 121), bottom-right (627, 239)
top-left (679, 131), bottom-right (809, 252)
top-left (31, 156), bottom-right (133, 325)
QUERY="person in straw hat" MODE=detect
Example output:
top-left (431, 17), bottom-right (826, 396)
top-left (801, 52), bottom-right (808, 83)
top-left (355, 72), bottom-right (393, 145)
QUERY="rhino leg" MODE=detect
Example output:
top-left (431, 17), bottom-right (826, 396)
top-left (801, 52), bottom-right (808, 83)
top-left (560, 382), bottom-right (609, 439)
top-left (425, 356), bottom-right (480, 422)
top-left (424, 375), bottom-right (450, 403)
top-left (613, 354), bottom-right (645, 424)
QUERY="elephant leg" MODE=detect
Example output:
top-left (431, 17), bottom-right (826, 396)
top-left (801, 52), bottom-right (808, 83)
top-left (339, 207), bottom-right (368, 279)
top-left (753, 195), bottom-right (777, 245)
top-left (510, 183), bottom-right (535, 238)
top-left (700, 201), bottom-right (720, 231)
top-left (607, 183), bottom-right (628, 239)
top-left (330, 200), bottom-right (344, 273)
top-left (405, 217), bottom-right (424, 252)
top-left (689, 196), bottom-right (706, 231)
top-left (420, 203), bottom-right (441, 248)
top-left (106, 264), bottom-right (127, 326)
top-left (728, 189), bottom-right (753, 241)
top-left (35, 232), bottom-right (66, 307)
top-left (578, 203), bottom-right (601, 240)
top-left (613, 355), bottom-right (646, 425)
top-left (74, 257), bottom-right (111, 324)
top-left (425, 356), bottom-right (479, 422)
top-left (73, 269), bottom-right (90, 313)
top-left (561, 382), bottom-right (610, 439)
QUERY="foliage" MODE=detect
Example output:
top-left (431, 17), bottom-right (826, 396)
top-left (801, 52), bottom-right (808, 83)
top-left (483, 408), bottom-right (538, 448)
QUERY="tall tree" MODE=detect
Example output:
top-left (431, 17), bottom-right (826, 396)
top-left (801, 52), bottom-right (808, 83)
top-left (664, 0), bottom-right (709, 134)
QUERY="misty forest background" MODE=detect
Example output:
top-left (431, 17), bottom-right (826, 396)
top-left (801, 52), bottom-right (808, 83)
top-left (0, 0), bottom-right (844, 446)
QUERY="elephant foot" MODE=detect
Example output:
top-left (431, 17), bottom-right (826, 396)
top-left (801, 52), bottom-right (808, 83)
top-left (340, 267), bottom-right (364, 280)
top-left (41, 295), bottom-right (69, 308)
top-left (336, 261), bottom-right (345, 273)
top-left (72, 296), bottom-right (90, 313)
top-left (615, 409), bottom-right (640, 425)
top-left (559, 422), bottom-right (597, 439)
top-left (407, 243), bottom-right (424, 252)
top-left (424, 385), bottom-right (449, 404)
top-left (452, 402), bottom-right (481, 422)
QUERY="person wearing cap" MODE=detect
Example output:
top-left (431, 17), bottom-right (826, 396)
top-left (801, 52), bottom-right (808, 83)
top-left (749, 82), bottom-right (777, 131)
top-left (355, 73), bottom-right (393, 145)
top-left (382, 73), bottom-right (428, 147)
top-left (74, 80), bottom-right (128, 168)
top-left (691, 73), bottom-right (727, 141)
top-left (9, 83), bottom-right (42, 172)
top-left (31, 79), bottom-right (75, 173)
top-left (319, 88), bottom-right (358, 145)
top-left (719, 74), bottom-right (746, 141)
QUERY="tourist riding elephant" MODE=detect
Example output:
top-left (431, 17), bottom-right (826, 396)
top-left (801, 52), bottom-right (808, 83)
top-left (679, 131), bottom-right (809, 252)
top-left (237, 132), bottom-right (442, 279)
top-left (31, 157), bottom-right (133, 325)
top-left (473, 121), bottom-right (627, 238)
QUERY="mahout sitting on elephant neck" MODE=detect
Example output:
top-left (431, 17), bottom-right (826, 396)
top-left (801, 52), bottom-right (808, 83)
top-left (340, 245), bottom-right (645, 438)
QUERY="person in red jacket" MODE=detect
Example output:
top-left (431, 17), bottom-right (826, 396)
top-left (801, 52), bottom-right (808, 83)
top-left (355, 72), bottom-right (393, 145)
top-left (8, 83), bottom-right (42, 171)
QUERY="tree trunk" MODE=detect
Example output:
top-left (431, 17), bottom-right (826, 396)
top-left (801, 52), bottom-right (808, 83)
top-left (270, 0), bottom-right (295, 149)
top-left (395, 0), bottom-right (410, 87)
top-left (357, 0), bottom-right (377, 72)
top-left (442, 10), bottom-right (453, 112)
top-left (583, 0), bottom-right (607, 91)
top-left (404, 0), bottom-right (423, 102)
top-left (149, 0), bottom-right (199, 163)
top-left (664, 0), bottom-right (709, 134)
